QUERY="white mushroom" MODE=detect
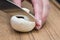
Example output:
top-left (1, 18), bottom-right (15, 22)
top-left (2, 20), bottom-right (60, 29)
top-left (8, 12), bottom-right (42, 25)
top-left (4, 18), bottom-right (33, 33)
top-left (11, 15), bottom-right (35, 32)
top-left (22, 8), bottom-right (30, 13)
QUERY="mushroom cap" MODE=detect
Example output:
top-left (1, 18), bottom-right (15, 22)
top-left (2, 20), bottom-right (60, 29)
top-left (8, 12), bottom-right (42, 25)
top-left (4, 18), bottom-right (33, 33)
top-left (11, 15), bottom-right (35, 32)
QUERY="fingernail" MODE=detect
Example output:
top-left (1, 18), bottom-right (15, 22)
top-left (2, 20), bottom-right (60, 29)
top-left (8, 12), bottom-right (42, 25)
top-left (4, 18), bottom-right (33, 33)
top-left (36, 26), bottom-right (41, 30)
top-left (35, 20), bottom-right (42, 30)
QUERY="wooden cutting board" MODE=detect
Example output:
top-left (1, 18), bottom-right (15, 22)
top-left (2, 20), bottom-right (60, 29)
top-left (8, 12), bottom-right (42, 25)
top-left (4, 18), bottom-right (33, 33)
top-left (0, 1), bottom-right (60, 40)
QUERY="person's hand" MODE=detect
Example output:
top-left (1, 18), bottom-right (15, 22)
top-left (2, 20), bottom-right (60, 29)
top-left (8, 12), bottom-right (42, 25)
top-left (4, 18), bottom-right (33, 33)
top-left (12, 0), bottom-right (50, 30)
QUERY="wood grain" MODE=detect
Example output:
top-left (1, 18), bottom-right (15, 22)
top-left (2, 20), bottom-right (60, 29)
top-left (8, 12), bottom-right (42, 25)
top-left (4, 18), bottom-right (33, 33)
top-left (50, 0), bottom-right (60, 9)
top-left (0, 1), bottom-right (60, 40)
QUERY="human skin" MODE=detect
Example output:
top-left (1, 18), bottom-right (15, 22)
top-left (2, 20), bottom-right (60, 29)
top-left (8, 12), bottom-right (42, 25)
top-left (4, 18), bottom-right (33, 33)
top-left (12, 0), bottom-right (50, 30)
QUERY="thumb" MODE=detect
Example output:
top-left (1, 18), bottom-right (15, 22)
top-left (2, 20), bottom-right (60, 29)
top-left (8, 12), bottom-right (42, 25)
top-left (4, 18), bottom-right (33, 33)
top-left (31, 0), bottom-right (43, 30)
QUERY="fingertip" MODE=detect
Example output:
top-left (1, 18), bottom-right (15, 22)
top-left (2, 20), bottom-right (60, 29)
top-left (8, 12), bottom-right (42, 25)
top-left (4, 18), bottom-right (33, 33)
top-left (35, 25), bottom-right (42, 30)
top-left (35, 20), bottom-right (42, 30)
top-left (12, 0), bottom-right (22, 8)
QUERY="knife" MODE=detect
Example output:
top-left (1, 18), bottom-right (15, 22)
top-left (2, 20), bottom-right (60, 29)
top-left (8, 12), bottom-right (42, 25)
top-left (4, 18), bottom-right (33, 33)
top-left (0, 0), bottom-right (35, 21)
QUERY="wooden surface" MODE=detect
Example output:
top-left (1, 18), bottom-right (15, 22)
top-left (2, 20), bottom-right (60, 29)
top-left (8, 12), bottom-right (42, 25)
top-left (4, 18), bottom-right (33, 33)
top-left (50, 0), bottom-right (60, 9)
top-left (0, 1), bottom-right (60, 40)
